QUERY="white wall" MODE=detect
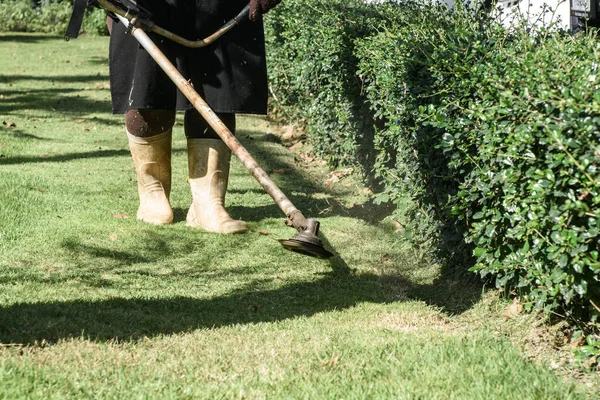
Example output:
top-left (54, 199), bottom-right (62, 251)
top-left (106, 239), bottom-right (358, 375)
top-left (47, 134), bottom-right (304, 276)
top-left (362, 0), bottom-right (573, 30)
top-left (492, 0), bottom-right (571, 30)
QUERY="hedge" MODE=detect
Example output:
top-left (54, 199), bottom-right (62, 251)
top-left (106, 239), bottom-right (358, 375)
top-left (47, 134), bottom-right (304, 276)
top-left (264, 0), bottom-right (600, 340)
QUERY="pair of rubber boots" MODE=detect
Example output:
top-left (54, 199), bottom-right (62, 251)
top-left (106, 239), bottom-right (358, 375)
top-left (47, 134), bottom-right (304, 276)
top-left (127, 130), bottom-right (247, 234)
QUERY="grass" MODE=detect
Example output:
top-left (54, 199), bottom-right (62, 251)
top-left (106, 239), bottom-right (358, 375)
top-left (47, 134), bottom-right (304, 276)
top-left (0, 32), bottom-right (597, 399)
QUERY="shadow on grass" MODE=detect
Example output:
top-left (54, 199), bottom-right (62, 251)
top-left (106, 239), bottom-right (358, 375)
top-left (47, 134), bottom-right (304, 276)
top-left (0, 87), bottom-right (112, 116)
top-left (0, 127), bottom-right (52, 141)
top-left (61, 238), bottom-right (155, 265)
top-left (0, 268), bottom-right (480, 345)
top-left (0, 273), bottom-right (376, 344)
top-left (0, 149), bottom-right (130, 165)
top-left (87, 56), bottom-right (109, 66)
top-left (407, 271), bottom-right (482, 316)
top-left (0, 34), bottom-right (61, 43)
top-left (0, 75), bottom-right (109, 84)
top-left (0, 218), bottom-right (481, 346)
top-left (233, 128), bottom-right (483, 314)
top-left (233, 130), bottom-right (394, 226)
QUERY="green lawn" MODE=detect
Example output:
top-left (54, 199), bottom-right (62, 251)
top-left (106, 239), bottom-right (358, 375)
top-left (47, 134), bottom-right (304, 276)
top-left (0, 33), bottom-right (596, 399)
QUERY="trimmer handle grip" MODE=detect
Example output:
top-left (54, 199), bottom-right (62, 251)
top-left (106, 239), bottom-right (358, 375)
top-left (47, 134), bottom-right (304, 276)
top-left (235, 4), bottom-right (251, 22)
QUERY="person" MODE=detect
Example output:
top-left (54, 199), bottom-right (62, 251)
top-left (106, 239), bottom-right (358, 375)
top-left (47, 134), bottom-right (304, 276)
top-left (108, 0), bottom-right (281, 233)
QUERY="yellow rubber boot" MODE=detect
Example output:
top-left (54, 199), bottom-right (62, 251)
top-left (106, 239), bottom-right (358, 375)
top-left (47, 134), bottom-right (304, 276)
top-left (186, 138), bottom-right (248, 234)
top-left (127, 130), bottom-right (173, 224)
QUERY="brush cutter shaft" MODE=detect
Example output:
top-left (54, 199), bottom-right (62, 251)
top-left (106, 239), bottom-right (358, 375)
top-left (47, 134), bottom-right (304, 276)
top-left (115, 14), bottom-right (300, 222)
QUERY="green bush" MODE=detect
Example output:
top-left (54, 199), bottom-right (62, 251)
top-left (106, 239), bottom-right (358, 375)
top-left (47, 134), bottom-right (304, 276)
top-left (265, 0), bottom-right (398, 171)
top-left (266, 0), bottom-right (480, 262)
top-left (354, 2), bottom-right (487, 263)
top-left (0, 0), bottom-right (108, 35)
top-left (82, 4), bottom-right (110, 36)
top-left (428, 32), bottom-right (600, 322)
top-left (265, 0), bottom-right (600, 333)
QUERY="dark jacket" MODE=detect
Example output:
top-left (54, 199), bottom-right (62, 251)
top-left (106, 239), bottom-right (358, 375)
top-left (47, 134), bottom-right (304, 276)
top-left (109, 0), bottom-right (268, 114)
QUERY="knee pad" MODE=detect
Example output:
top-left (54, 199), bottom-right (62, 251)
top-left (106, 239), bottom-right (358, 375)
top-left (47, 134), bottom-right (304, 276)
top-left (125, 109), bottom-right (176, 137)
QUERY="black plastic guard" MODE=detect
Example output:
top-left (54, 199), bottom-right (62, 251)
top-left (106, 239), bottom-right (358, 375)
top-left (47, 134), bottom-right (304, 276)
top-left (65, 0), bottom-right (89, 39)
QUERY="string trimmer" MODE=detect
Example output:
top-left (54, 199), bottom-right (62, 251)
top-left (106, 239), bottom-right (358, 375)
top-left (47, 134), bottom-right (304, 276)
top-left (66, 0), bottom-right (334, 259)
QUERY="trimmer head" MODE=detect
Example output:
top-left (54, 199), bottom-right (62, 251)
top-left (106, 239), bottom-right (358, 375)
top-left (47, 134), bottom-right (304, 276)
top-left (279, 219), bottom-right (333, 259)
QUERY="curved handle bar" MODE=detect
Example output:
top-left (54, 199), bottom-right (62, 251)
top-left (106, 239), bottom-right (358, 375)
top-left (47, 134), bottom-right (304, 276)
top-left (98, 0), bottom-right (250, 48)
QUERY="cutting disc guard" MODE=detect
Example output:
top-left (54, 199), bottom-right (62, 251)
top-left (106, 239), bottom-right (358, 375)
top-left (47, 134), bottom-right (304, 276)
top-left (279, 230), bottom-right (333, 259)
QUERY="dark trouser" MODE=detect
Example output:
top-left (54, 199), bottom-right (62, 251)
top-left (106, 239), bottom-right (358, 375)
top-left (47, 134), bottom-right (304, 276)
top-left (124, 109), bottom-right (235, 139)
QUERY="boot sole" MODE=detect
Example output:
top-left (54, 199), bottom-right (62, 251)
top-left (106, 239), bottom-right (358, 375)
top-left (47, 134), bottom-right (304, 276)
top-left (137, 212), bottom-right (173, 225)
top-left (186, 220), bottom-right (248, 234)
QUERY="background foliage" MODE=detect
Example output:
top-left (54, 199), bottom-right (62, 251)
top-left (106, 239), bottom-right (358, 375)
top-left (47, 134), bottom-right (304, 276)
top-left (0, 0), bottom-right (107, 35)
top-left (264, 0), bottom-right (600, 340)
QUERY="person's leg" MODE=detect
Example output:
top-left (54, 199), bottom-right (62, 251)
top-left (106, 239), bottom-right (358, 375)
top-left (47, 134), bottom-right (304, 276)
top-left (125, 109), bottom-right (176, 224)
top-left (184, 109), bottom-right (247, 234)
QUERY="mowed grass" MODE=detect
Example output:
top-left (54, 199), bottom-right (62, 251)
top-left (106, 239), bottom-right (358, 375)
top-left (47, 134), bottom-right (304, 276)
top-left (0, 33), bottom-right (595, 399)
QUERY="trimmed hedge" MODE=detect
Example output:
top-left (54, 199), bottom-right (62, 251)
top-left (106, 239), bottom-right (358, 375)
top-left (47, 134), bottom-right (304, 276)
top-left (265, 0), bottom-right (386, 172)
top-left (427, 31), bottom-right (600, 315)
top-left (265, 0), bottom-right (600, 334)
